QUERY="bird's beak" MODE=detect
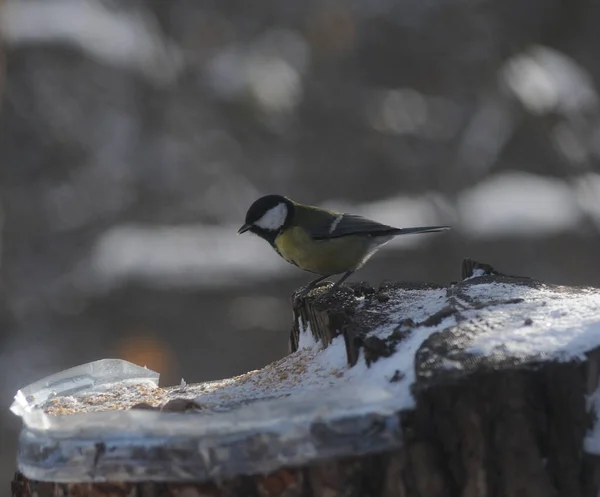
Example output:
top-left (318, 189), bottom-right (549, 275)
top-left (237, 223), bottom-right (251, 235)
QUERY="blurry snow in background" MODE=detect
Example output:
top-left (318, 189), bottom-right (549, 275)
top-left (1, 0), bottom-right (600, 491)
top-left (1, 0), bottom-right (183, 83)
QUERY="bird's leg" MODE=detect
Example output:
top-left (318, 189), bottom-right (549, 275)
top-left (321, 271), bottom-right (354, 298)
top-left (294, 274), bottom-right (330, 299)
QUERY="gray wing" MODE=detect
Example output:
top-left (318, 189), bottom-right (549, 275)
top-left (309, 213), bottom-right (451, 240)
top-left (309, 214), bottom-right (400, 240)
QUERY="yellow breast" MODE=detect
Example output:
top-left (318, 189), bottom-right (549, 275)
top-left (274, 226), bottom-right (373, 275)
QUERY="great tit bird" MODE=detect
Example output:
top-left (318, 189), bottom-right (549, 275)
top-left (238, 195), bottom-right (450, 297)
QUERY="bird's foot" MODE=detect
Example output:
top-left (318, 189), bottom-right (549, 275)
top-left (293, 287), bottom-right (309, 300)
top-left (293, 281), bottom-right (332, 300)
top-left (312, 284), bottom-right (344, 303)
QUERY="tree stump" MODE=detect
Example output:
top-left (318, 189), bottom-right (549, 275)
top-left (10, 259), bottom-right (600, 497)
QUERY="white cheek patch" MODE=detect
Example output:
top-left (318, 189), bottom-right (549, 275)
top-left (255, 203), bottom-right (288, 231)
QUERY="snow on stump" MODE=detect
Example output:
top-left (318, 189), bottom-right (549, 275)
top-left (10, 258), bottom-right (600, 497)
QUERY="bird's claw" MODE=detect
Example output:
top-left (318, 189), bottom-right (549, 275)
top-left (293, 287), bottom-right (309, 300)
top-left (294, 281), bottom-right (333, 301)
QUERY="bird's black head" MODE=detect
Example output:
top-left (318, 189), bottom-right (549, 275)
top-left (237, 195), bottom-right (295, 243)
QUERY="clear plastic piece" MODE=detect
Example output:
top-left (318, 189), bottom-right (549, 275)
top-left (10, 358), bottom-right (159, 416)
top-left (11, 359), bottom-right (402, 483)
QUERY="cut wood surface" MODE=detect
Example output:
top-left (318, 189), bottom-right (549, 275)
top-left (11, 259), bottom-right (600, 497)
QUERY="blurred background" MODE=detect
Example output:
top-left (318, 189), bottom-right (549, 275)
top-left (1, 0), bottom-right (600, 489)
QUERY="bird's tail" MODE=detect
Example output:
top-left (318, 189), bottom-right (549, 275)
top-left (391, 225), bottom-right (451, 236)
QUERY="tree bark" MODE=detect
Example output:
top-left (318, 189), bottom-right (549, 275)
top-left (11, 259), bottom-right (600, 497)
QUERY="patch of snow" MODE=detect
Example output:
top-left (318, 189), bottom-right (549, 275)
top-left (368, 287), bottom-right (448, 339)
top-left (501, 45), bottom-right (598, 116)
top-left (573, 173), bottom-right (600, 228)
top-left (343, 315), bottom-right (454, 410)
top-left (0, 0), bottom-right (182, 84)
top-left (14, 277), bottom-right (600, 483)
top-left (87, 224), bottom-right (293, 290)
top-left (207, 29), bottom-right (309, 114)
top-left (189, 287), bottom-right (452, 411)
top-left (464, 268), bottom-right (487, 280)
top-left (440, 359), bottom-right (465, 370)
top-left (297, 322), bottom-right (319, 350)
top-left (464, 283), bottom-right (600, 360)
top-left (585, 384), bottom-right (600, 454)
top-left (457, 171), bottom-right (582, 238)
top-left (245, 56), bottom-right (302, 115)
